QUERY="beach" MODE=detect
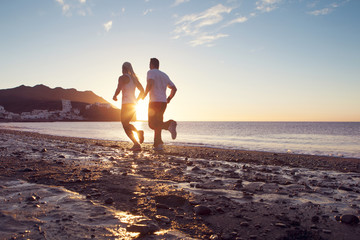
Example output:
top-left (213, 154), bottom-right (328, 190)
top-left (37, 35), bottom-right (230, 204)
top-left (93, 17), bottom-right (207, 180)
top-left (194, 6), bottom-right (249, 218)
top-left (0, 129), bottom-right (360, 240)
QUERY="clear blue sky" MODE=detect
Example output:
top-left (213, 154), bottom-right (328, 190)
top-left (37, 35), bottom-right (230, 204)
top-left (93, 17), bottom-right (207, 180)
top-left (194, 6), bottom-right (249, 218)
top-left (1, 0), bottom-right (359, 121)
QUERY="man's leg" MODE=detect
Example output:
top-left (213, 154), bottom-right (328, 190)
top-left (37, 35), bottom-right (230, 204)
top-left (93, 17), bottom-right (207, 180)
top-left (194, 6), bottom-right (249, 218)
top-left (148, 102), bottom-right (167, 147)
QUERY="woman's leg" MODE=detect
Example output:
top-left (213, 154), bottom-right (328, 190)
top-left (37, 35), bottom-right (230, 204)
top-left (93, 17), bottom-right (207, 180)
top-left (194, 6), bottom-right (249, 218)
top-left (121, 104), bottom-right (140, 146)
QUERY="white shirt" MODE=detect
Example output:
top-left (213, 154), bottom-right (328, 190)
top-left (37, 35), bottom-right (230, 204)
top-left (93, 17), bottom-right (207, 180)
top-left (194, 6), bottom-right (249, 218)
top-left (122, 74), bottom-right (136, 104)
top-left (147, 69), bottom-right (175, 102)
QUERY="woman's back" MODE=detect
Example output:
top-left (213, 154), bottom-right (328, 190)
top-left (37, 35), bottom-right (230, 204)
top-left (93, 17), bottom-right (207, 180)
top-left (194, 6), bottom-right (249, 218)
top-left (122, 74), bottom-right (136, 104)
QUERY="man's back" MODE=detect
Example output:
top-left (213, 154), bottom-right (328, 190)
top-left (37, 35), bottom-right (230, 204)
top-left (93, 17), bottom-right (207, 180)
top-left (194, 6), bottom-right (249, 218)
top-left (147, 69), bottom-right (175, 103)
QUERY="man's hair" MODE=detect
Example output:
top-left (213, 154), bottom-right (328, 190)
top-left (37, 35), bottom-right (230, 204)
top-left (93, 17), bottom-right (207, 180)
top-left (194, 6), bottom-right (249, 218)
top-left (150, 58), bottom-right (160, 69)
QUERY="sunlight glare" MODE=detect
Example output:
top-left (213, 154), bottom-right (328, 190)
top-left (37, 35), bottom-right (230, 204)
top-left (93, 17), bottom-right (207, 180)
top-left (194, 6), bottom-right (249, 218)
top-left (135, 99), bottom-right (148, 121)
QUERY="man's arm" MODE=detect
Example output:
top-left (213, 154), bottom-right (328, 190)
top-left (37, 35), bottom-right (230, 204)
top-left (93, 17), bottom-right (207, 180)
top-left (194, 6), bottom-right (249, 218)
top-left (142, 79), bottom-right (154, 99)
top-left (167, 85), bottom-right (177, 103)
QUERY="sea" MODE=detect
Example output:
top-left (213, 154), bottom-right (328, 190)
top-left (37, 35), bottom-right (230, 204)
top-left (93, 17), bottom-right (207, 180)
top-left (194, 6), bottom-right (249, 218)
top-left (1, 121), bottom-right (359, 159)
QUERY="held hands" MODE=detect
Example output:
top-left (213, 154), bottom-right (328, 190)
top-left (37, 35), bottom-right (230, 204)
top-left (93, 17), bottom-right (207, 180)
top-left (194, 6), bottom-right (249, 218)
top-left (113, 96), bottom-right (117, 101)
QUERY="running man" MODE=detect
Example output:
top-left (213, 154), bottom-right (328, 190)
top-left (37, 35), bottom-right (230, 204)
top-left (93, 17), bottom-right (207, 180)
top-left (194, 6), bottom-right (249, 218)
top-left (143, 58), bottom-right (177, 151)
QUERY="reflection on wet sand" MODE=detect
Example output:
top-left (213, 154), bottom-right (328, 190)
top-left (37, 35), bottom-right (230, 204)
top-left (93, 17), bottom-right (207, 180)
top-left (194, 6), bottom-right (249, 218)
top-left (0, 129), bottom-right (359, 239)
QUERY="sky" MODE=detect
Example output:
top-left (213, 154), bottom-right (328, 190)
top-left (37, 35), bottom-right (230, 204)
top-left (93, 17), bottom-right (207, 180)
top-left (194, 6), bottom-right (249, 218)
top-left (0, 0), bottom-right (359, 121)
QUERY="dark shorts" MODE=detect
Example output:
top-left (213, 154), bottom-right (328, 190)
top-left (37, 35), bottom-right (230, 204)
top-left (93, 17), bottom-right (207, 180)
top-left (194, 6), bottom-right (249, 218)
top-left (148, 102), bottom-right (167, 130)
top-left (121, 103), bottom-right (136, 125)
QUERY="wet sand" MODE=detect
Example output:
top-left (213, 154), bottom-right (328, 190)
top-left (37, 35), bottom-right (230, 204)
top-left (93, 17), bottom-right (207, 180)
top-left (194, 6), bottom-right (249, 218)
top-left (0, 128), bottom-right (359, 240)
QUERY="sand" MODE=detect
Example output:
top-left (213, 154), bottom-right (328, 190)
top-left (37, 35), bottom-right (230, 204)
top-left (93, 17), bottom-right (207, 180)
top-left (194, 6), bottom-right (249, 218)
top-left (0, 128), bottom-right (359, 240)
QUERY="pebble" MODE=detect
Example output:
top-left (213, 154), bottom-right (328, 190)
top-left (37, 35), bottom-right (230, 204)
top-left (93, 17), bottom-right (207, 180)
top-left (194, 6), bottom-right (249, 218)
top-left (311, 216), bottom-right (320, 223)
top-left (209, 235), bottom-right (219, 240)
top-left (104, 197), bottom-right (114, 205)
top-left (338, 186), bottom-right (353, 192)
top-left (191, 166), bottom-right (201, 171)
top-left (240, 222), bottom-right (249, 227)
top-left (155, 215), bottom-right (170, 223)
top-left (20, 168), bottom-right (33, 172)
top-left (340, 214), bottom-right (359, 224)
top-left (26, 195), bottom-right (39, 202)
top-left (156, 203), bottom-right (169, 209)
top-left (194, 205), bottom-right (211, 215)
top-left (126, 224), bottom-right (150, 235)
top-left (275, 223), bottom-right (287, 228)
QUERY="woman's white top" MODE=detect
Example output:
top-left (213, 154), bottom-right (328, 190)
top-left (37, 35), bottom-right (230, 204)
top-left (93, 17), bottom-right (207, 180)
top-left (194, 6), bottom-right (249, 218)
top-left (122, 74), bottom-right (136, 104)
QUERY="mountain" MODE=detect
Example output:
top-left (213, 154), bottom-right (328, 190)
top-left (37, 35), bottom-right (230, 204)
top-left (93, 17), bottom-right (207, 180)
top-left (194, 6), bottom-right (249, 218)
top-left (0, 84), bottom-right (121, 121)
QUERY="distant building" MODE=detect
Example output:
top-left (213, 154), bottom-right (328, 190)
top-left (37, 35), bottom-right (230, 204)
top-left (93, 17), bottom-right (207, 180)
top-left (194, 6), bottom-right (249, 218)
top-left (73, 108), bottom-right (80, 115)
top-left (85, 102), bottom-right (111, 110)
top-left (62, 99), bottom-right (72, 112)
top-left (95, 102), bottom-right (111, 109)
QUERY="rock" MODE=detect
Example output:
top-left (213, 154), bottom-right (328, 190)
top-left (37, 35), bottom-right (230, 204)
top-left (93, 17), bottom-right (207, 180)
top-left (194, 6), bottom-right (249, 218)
top-left (334, 215), bottom-right (341, 221)
top-left (82, 168), bottom-right (91, 173)
top-left (104, 198), bottom-right (114, 205)
top-left (20, 168), bottom-right (33, 172)
top-left (240, 222), bottom-right (249, 227)
top-left (156, 203), bottom-right (169, 209)
top-left (311, 216), bottom-right (320, 223)
top-left (194, 205), bottom-right (211, 215)
top-left (340, 215), bottom-right (359, 224)
top-left (155, 215), bottom-right (170, 223)
top-left (126, 224), bottom-right (150, 235)
top-left (338, 186), bottom-right (353, 192)
top-left (58, 155), bottom-right (65, 158)
top-left (275, 223), bottom-right (287, 228)
top-left (310, 225), bottom-right (317, 229)
top-left (154, 195), bottom-right (186, 207)
top-left (323, 229), bottom-right (331, 234)
top-left (221, 233), bottom-right (236, 240)
top-left (41, 148), bottom-right (47, 152)
top-left (191, 166), bottom-right (201, 171)
top-left (26, 195), bottom-right (38, 202)
top-left (209, 235), bottom-right (219, 240)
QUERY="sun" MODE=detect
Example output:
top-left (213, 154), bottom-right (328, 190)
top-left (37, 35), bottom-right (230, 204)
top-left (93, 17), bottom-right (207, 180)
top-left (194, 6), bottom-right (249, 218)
top-left (135, 99), bottom-right (148, 121)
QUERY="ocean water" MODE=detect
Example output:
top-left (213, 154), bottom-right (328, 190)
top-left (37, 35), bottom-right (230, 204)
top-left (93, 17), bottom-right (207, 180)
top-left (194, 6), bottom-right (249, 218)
top-left (1, 121), bottom-right (359, 158)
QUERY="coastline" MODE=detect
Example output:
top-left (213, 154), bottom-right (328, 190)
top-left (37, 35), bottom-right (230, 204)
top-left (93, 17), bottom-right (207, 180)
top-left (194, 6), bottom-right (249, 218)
top-left (1, 129), bottom-right (360, 239)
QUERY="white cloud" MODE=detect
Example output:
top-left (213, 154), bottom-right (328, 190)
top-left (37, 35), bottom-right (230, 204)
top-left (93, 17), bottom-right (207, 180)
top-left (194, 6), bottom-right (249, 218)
top-left (174, 4), bottom-right (234, 46)
top-left (173, 0), bottom-right (190, 7)
top-left (308, 8), bottom-right (332, 16)
top-left (175, 4), bottom-right (233, 35)
top-left (225, 16), bottom-right (248, 27)
top-left (256, 0), bottom-right (282, 13)
top-left (104, 21), bottom-right (113, 32)
top-left (143, 9), bottom-right (153, 15)
top-left (307, 0), bottom-right (349, 16)
top-left (55, 0), bottom-right (90, 16)
top-left (189, 33), bottom-right (229, 47)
